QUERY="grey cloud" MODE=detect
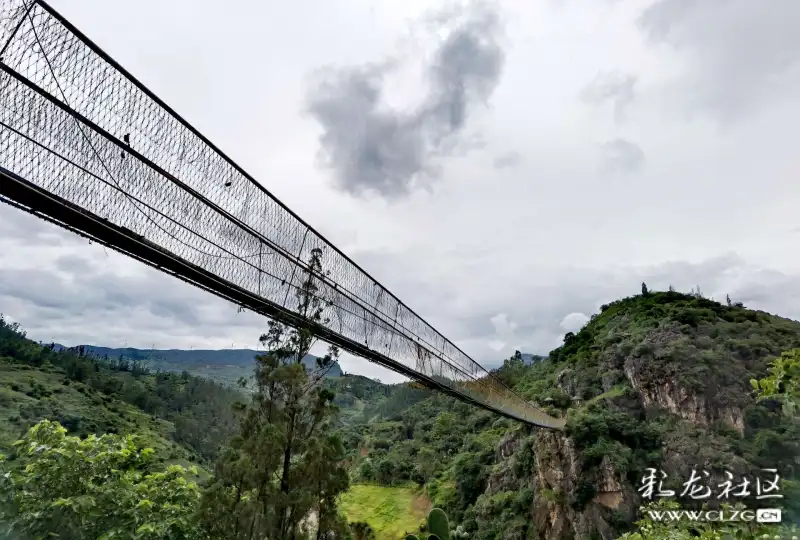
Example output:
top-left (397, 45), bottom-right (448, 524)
top-left (638, 0), bottom-right (800, 122)
top-left (599, 138), bottom-right (645, 174)
top-left (581, 71), bottom-right (637, 123)
top-left (492, 151), bottom-right (521, 169)
top-left (425, 3), bottom-right (504, 136)
top-left (147, 301), bottom-right (200, 327)
top-left (0, 204), bottom-right (81, 247)
top-left (346, 244), bottom-right (800, 368)
top-left (55, 254), bottom-right (95, 275)
top-left (305, 64), bottom-right (432, 199)
top-left (0, 251), bottom-right (264, 348)
top-left (0, 265), bottom-right (193, 328)
top-left (349, 249), bottom-right (456, 320)
top-left (306, 0), bottom-right (505, 199)
top-left (3, 220), bottom-right (800, 383)
top-left (723, 269), bottom-right (800, 318)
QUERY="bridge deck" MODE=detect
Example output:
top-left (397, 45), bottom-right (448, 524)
top-left (0, 0), bottom-right (565, 429)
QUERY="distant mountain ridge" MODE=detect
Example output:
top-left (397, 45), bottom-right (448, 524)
top-left (519, 353), bottom-right (546, 365)
top-left (51, 344), bottom-right (343, 384)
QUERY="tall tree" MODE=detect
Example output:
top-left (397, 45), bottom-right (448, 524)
top-left (201, 247), bottom-right (350, 540)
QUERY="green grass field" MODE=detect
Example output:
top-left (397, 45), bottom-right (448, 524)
top-left (339, 484), bottom-right (431, 540)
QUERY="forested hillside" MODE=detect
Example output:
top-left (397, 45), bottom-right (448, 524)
top-left (54, 344), bottom-right (342, 387)
top-left (0, 287), bottom-right (799, 539)
top-left (340, 290), bottom-right (800, 539)
top-left (0, 315), bottom-right (241, 466)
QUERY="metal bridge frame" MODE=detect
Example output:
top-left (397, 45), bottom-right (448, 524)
top-left (0, 0), bottom-right (565, 429)
top-left (0, 168), bottom-right (540, 423)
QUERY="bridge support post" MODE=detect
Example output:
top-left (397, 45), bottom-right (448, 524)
top-left (256, 240), bottom-right (266, 299)
top-left (386, 304), bottom-right (400, 354)
top-left (281, 229), bottom-right (309, 308)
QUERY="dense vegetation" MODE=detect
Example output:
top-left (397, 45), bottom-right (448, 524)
top-left (0, 285), bottom-right (799, 539)
top-left (0, 315), bottom-right (240, 465)
top-left (340, 289), bottom-right (800, 539)
top-left (0, 420), bottom-right (205, 539)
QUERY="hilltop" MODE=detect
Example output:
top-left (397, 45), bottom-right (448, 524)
top-left (343, 289), bottom-right (800, 538)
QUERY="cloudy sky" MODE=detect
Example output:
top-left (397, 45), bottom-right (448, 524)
top-left (1, 0), bottom-right (799, 383)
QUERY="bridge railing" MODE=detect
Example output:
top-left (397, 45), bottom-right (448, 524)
top-left (0, 0), bottom-right (565, 428)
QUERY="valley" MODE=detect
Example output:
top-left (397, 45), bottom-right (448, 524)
top-left (0, 289), bottom-right (798, 539)
top-left (51, 344), bottom-right (343, 387)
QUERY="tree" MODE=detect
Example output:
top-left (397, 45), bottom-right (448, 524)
top-left (414, 447), bottom-right (438, 484)
top-left (376, 458), bottom-right (395, 485)
top-left (200, 247), bottom-right (350, 540)
top-left (752, 348), bottom-right (800, 417)
top-left (497, 351), bottom-right (526, 386)
top-left (0, 420), bottom-right (203, 540)
top-left (350, 521), bottom-right (376, 540)
top-left (358, 459), bottom-right (375, 481)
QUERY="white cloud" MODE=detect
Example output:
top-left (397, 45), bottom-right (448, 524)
top-left (560, 313), bottom-right (590, 333)
top-left (487, 340), bottom-right (506, 352)
top-left (490, 313), bottom-right (518, 336)
top-left (599, 138), bottom-right (646, 174)
top-left (581, 71), bottom-right (637, 124)
top-left (638, 0), bottom-right (800, 123)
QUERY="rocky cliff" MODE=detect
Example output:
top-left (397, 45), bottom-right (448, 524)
top-left (345, 291), bottom-right (799, 539)
top-left (468, 291), bottom-right (800, 539)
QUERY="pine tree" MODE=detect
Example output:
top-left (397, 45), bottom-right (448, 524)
top-left (201, 247), bottom-right (350, 539)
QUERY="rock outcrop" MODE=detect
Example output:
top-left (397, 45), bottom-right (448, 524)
top-left (471, 296), bottom-right (797, 539)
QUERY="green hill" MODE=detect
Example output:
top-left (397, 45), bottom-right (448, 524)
top-left (0, 316), bottom-right (241, 469)
top-left (342, 290), bottom-right (800, 538)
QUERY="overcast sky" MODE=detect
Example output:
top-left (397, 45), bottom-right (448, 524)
top-left (1, 0), bottom-right (799, 383)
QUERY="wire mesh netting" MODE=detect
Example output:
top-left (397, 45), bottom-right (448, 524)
top-left (0, 0), bottom-right (565, 429)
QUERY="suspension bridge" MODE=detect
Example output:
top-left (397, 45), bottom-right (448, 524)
top-left (0, 0), bottom-right (565, 429)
